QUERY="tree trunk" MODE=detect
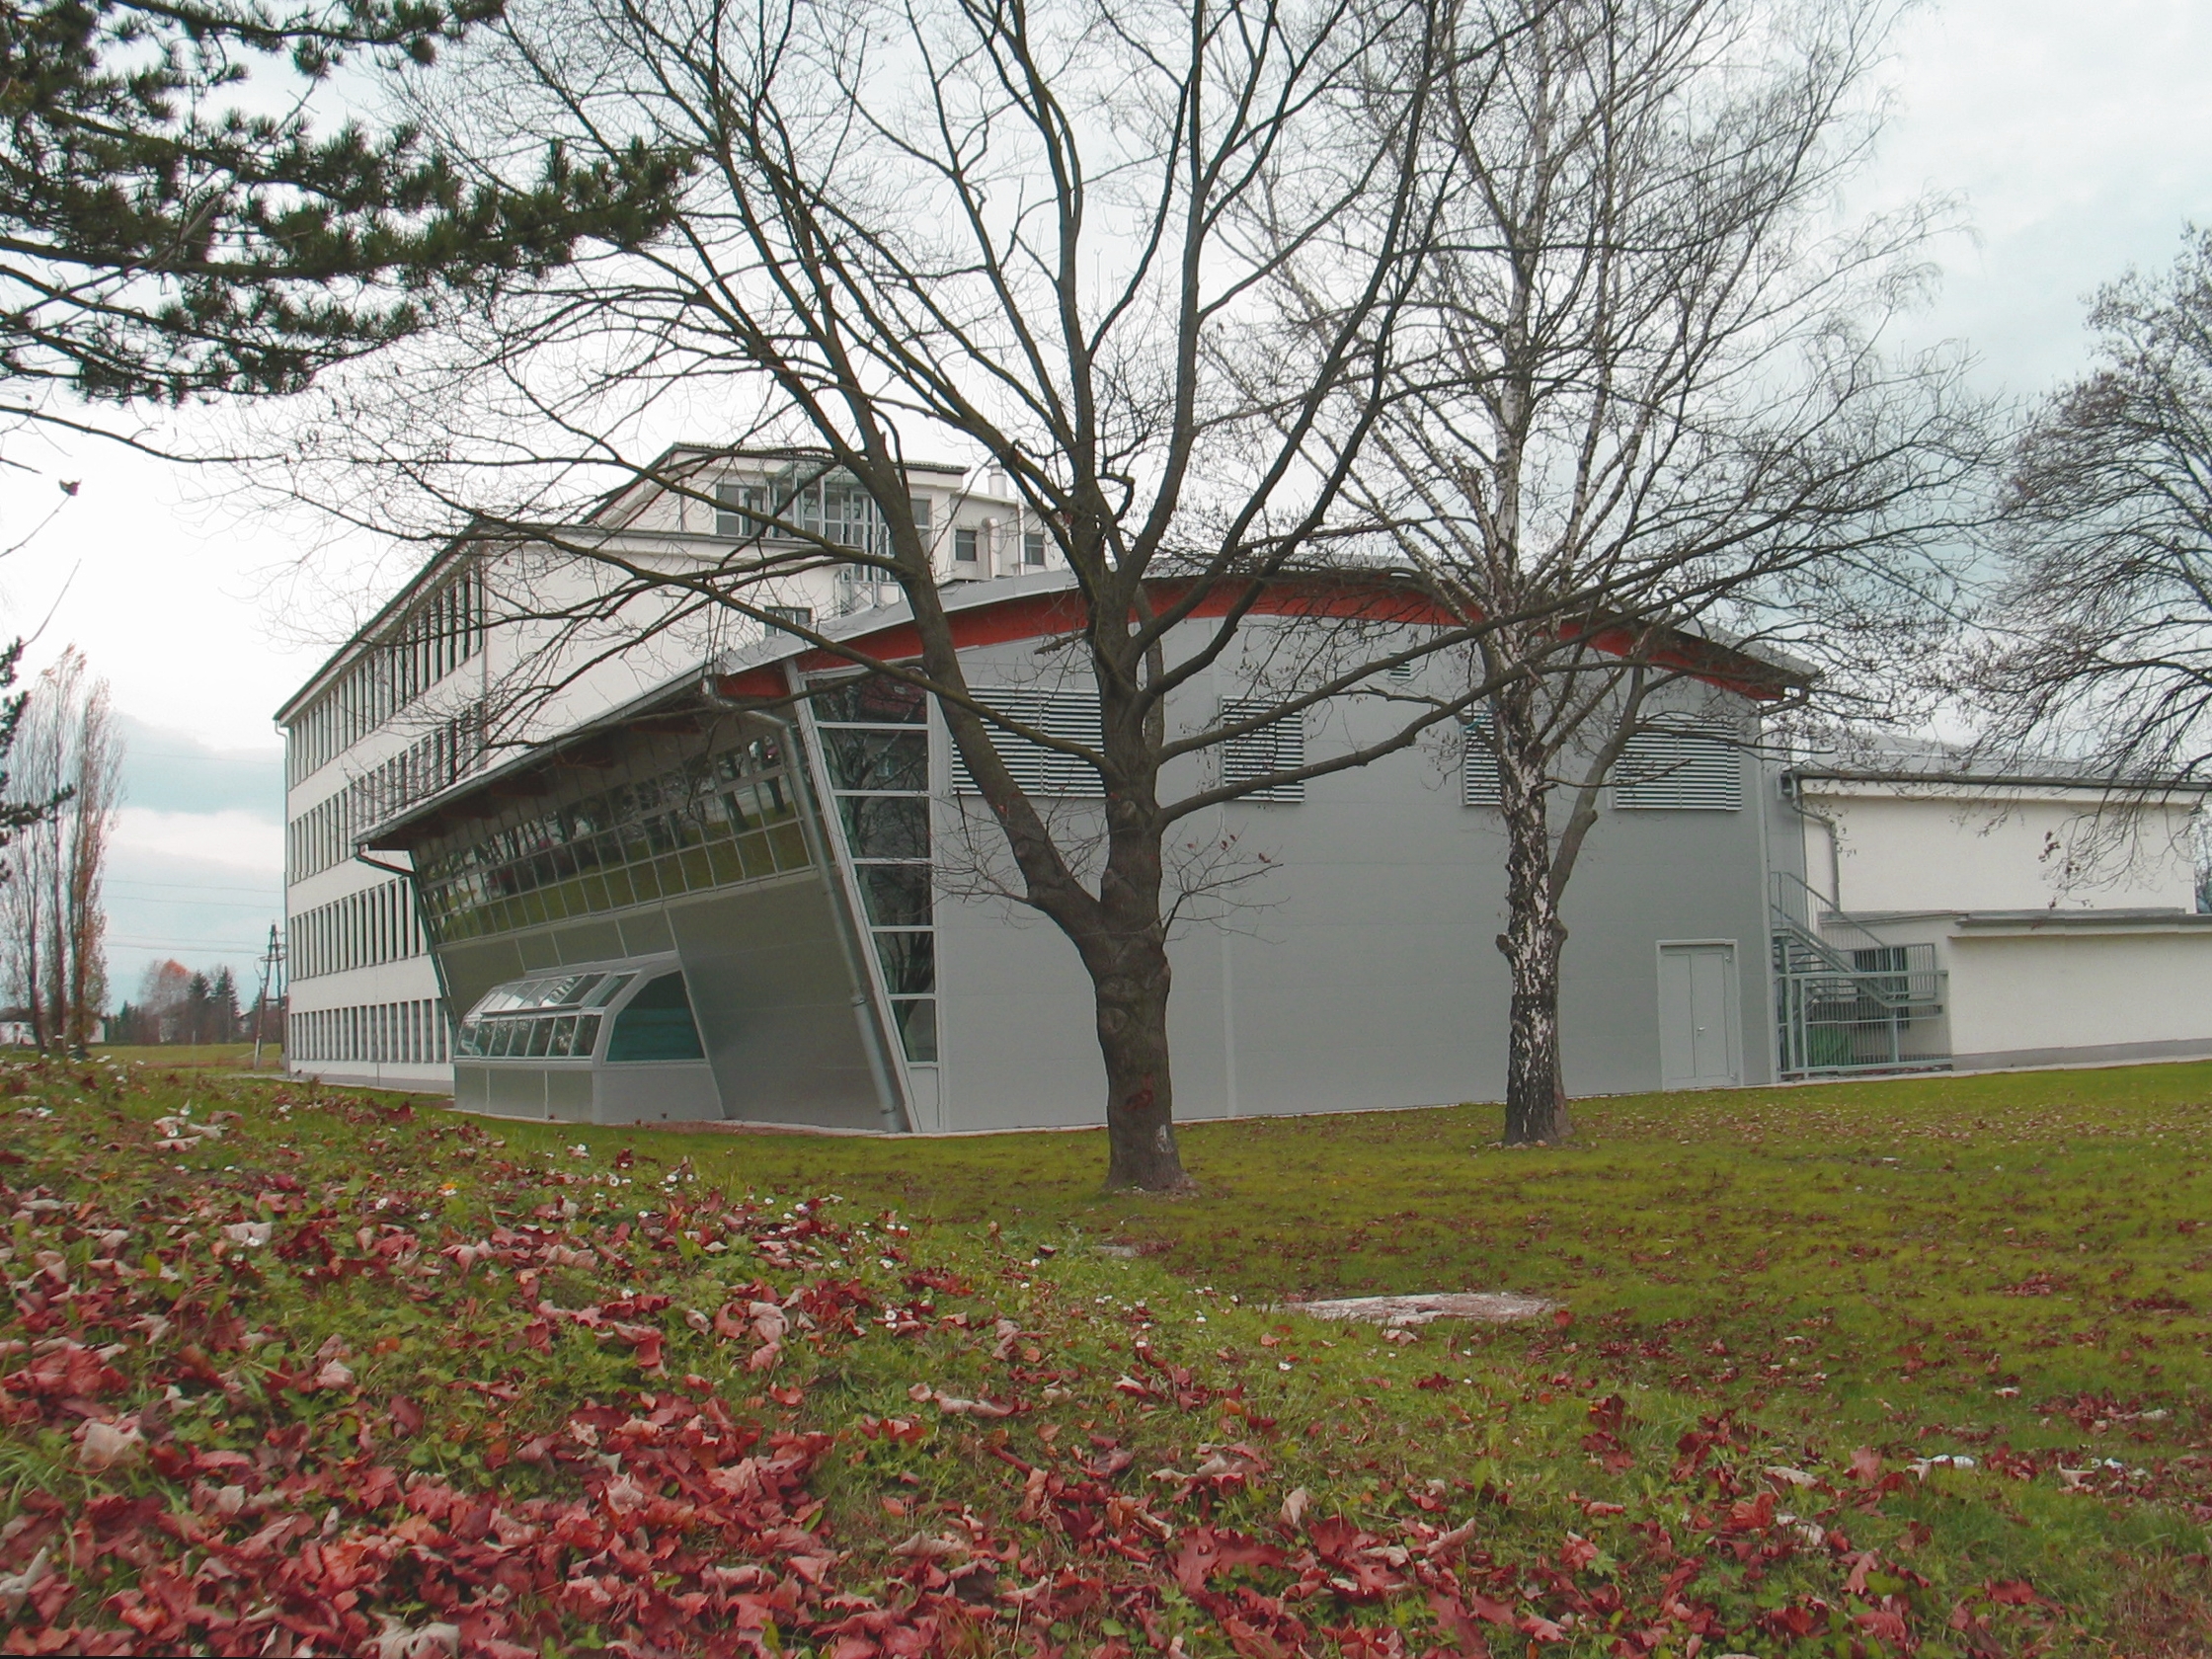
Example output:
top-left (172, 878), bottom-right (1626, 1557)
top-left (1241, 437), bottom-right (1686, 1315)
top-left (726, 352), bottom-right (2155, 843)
top-left (1493, 694), bottom-right (1572, 1146)
top-left (1089, 929), bottom-right (1189, 1191)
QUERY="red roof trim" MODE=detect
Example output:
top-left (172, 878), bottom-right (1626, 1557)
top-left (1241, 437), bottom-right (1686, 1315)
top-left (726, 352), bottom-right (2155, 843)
top-left (717, 578), bottom-right (1790, 702)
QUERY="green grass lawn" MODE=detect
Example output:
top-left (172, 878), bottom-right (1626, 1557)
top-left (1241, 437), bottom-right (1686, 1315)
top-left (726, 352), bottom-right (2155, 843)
top-left (86, 1043), bottom-right (283, 1070)
top-left (5, 1057), bottom-right (2211, 1654)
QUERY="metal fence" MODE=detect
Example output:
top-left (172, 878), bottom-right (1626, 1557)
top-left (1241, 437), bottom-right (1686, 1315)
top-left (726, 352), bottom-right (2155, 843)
top-left (1772, 872), bottom-right (1950, 1075)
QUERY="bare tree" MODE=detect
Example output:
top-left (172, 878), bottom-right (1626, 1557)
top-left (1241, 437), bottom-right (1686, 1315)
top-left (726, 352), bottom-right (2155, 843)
top-left (259, 0), bottom-right (1600, 1188)
top-left (1328, 0), bottom-right (1987, 1142)
top-left (1971, 226), bottom-right (2212, 787)
top-left (1, 650), bottom-right (122, 1054)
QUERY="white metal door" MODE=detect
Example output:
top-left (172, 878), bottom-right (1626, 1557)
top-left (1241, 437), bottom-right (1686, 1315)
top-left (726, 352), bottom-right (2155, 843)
top-left (1659, 943), bottom-right (1739, 1089)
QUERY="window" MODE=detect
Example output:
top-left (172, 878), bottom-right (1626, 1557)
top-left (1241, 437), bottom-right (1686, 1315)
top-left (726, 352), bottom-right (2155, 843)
top-left (814, 672), bottom-right (938, 1062)
top-left (286, 711), bottom-right (484, 883)
top-left (1022, 528), bottom-right (1046, 567)
top-left (715, 482), bottom-right (767, 537)
top-left (455, 973), bottom-right (629, 1060)
top-left (286, 567), bottom-right (486, 784)
top-left (291, 877), bottom-right (429, 980)
top-left (1613, 724), bottom-right (1742, 811)
top-left (764, 605), bottom-right (813, 633)
top-left (1221, 698), bottom-right (1305, 802)
top-left (946, 687), bottom-right (1104, 798)
top-left (606, 973), bottom-right (706, 1062)
top-left (909, 497), bottom-right (933, 533)
top-left (1463, 710), bottom-right (1501, 807)
top-left (413, 728), bottom-right (809, 945)
top-left (954, 528), bottom-right (979, 565)
top-left (289, 997), bottom-right (449, 1065)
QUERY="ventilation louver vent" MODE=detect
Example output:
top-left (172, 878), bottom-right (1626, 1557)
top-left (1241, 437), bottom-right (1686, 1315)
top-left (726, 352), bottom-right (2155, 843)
top-left (948, 688), bottom-right (1105, 798)
top-left (1221, 698), bottom-right (1305, 802)
top-left (1463, 710), bottom-right (1501, 807)
top-left (1613, 724), bottom-right (1742, 810)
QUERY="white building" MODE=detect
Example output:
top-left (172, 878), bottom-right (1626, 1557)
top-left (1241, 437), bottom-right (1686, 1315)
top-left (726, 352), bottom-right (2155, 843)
top-left (1773, 745), bottom-right (2212, 1074)
top-left (276, 449), bottom-right (1054, 1091)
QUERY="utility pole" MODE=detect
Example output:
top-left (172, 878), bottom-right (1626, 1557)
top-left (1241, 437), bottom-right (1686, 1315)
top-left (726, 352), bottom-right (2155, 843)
top-left (250, 923), bottom-right (285, 1071)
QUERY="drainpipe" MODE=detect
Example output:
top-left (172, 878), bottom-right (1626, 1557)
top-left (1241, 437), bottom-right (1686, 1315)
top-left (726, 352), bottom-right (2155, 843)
top-left (700, 679), bottom-right (913, 1134)
top-left (1778, 774), bottom-right (1844, 913)
top-left (352, 849), bottom-right (456, 1082)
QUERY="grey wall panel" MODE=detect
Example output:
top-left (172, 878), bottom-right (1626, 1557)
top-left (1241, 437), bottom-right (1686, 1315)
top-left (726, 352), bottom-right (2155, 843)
top-left (516, 932), bottom-right (562, 971)
top-left (440, 938), bottom-right (528, 1025)
top-left (932, 911), bottom-right (1109, 1130)
top-left (620, 911), bottom-right (675, 955)
top-left (928, 635), bottom-right (1775, 1130)
top-left (545, 1067), bottom-right (594, 1121)
top-left (595, 1062), bottom-right (720, 1124)
top-left (666, 877), bottom-right (885, 1130)
top-left (553, 919), bottom-right (626, 966)
top-left (484, 1065), bottom-right (544, 1118)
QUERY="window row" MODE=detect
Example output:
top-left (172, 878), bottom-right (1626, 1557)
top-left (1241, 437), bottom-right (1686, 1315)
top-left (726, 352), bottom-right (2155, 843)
top-left (291, 878), bottom-right (427, 981)
top-left (287, 568), bottom-right (485, 784)
top-left (287, 715), bottom-right (482, 883)
top-left (710, 467), bottom-right (893, 556)
top-left (289, 999), bottom-right (449, 1066)
top-left (414, 735), bottom-right (812, 945)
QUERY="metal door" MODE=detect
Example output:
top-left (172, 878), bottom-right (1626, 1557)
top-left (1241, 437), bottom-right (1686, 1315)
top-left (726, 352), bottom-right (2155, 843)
top-left (1659, 942), bottom-right (1739, 1089)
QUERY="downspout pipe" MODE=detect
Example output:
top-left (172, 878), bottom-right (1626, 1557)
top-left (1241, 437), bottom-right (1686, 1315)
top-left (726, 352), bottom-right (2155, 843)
top-left (700, 678), bottom-right (913, 1135)
top-left (353, 849), bottom-right (462, 1078)
top-left (1778, 773), bottom-right (1844, 914)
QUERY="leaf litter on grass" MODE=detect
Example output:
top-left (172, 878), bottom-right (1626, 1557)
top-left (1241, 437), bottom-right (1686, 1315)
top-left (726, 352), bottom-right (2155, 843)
top-left (0, 1056), bottom-right (2205, 1654)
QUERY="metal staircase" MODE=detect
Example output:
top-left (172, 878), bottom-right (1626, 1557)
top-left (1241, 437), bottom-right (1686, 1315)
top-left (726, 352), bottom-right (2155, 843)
top-left (1771, 871), bottom-right (1949, 1075)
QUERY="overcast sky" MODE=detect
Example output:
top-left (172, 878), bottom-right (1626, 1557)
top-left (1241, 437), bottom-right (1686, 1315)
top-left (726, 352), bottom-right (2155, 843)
top-left (4, 0), bottom-right (2211, 996)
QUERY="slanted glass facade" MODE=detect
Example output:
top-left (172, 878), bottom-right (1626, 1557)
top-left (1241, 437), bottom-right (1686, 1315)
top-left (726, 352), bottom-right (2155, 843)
top-left (416, 731), bottom-right (811, 943)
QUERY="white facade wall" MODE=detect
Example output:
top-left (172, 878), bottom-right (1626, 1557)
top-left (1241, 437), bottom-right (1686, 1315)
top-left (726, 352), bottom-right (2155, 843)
top-left (1794, 781), bottom-right (2199, 912)
top-left (277, 455), bottom-right (1046, 1090)
top-left (1786, 773), bottom-right (2212, 1073)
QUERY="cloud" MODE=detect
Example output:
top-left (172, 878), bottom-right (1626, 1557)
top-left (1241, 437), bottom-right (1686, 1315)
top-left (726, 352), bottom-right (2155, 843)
top-left (113, 714), bottom-right (281, 821)
top-left (111, 807), bottom-right (281, 875)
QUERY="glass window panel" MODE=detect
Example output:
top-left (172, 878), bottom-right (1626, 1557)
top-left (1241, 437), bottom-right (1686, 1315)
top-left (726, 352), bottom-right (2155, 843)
top-left (706, 840), bottom-right (744, 885)
top-left (549, 1015), bottom-right (579, 1057)
top-left (768, 822), bottom-right (811, 869)
top-left (574, 1013), bottom-right (602, 1057)
top-left (606, 973), bottom-right (706, 1062)
top-left (457, 1021), bottom-right (484, 1058)
top-left (737, 831), bottom-right (777, 880)
top-left (811, 673), bottom-right (927, 725)
top-left (890, 998), bottom-right (936, 1062)
top-left (826, 730), bottom-right (928, 793)
top-left (856, 864), bottom-right (932, 927)
top-left (872, 929), bottom-right (935, 995)
top-left (583, 974), bottom-right (634, 1008)
top-left (525, 1017), bottom-right (556, 1058)
top-left (838, 795), bottom-right (928, 860)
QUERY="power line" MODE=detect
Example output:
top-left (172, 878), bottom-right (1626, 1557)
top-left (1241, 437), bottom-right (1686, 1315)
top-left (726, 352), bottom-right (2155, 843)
top-left (108, 935), bottom-right (274, 952)
top-left (109, 896), bottom-right (275, 908)
top-left (111, 880), bottom-right (277, 896)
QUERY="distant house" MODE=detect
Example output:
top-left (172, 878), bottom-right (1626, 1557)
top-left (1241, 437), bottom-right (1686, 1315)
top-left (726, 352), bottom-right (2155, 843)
top-left (1772, 743), bottom-right (2212, 1075)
